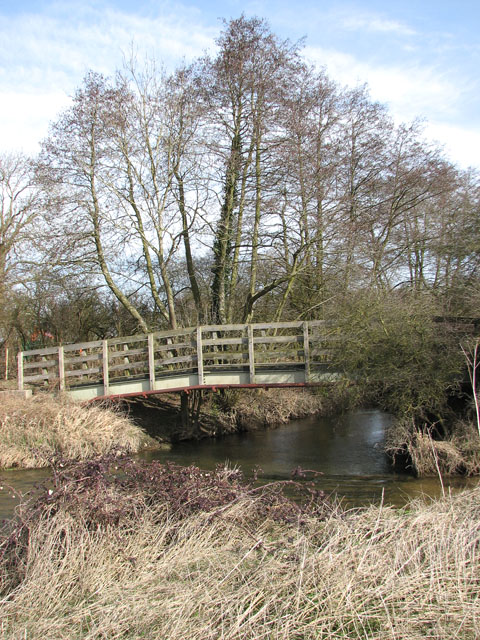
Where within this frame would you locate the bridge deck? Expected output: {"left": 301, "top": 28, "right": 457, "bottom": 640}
{"left": 17, "top": 321, "right": 337, "bottom": 400}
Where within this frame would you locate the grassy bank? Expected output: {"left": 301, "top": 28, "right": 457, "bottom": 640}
{"left": 386, "top": 417, "right": 480, "bottom": 477}
{"left": 1, "top": 456, "right": 479, "bottom": 639}
{"left": 0, "top": 394, "right": 147, "bottom": 469}
{"left": 208, "top": 388, "right": 330, "bottom": 432}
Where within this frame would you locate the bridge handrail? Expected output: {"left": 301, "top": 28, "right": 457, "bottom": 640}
{"left": 17, "top": 320, "right": 331, "bottom": 394}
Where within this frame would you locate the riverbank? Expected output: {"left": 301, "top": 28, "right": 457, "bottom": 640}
{"left": 0, "top": 394, "right": 149, "bottom": 468}
{"left": 0, "top": 388, "right": 336, "bottom": 470}
{"left": 386, "top": 415, "right": 480, "bottom": 477}
{"left": 123, "top": 386, "right": 345, "bottom": 442}
{"left": 3, "top": 387, "right": 479, "bottom": 478}
{"left": 1, "top": 456, "right": 479, "bottom": 639}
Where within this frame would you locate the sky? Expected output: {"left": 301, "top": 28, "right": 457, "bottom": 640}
{"left": 0, "top": 0, "right": 479, "bottom": 169}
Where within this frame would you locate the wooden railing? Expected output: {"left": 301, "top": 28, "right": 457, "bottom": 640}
{"left": 17, "top": 321, "right": 334, "bottom": 399}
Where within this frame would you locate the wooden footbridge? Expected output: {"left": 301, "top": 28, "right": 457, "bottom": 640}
{"left": 17, "top": 321, "right": 337, "bottom": 401}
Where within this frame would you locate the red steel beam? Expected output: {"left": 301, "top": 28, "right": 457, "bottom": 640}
{"left": 86, "top": 382, "right": 324, "bottom": 403}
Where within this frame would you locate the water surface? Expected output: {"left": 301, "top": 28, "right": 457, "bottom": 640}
{"left": 141, "top": 409, "right": 477, "bottom": 506}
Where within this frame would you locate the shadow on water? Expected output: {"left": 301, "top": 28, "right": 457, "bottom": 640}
{"left": 1, "top": 410, "right": 477, "bottom": 519}
{"left": 0, "top": 467, "right": 51, "bottom": 521}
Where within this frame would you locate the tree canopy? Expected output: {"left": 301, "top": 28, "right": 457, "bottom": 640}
{"left": 2, "top": 16, "right": 479, "bottom": 347}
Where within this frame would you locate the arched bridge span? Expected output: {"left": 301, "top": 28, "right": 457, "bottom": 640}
{"left": 17, "top": 321, "right": 337, "bottom": 401}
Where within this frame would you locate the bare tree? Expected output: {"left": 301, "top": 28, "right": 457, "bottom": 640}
{"left": 0, "top": 153, "right": 41, "bottom": 296}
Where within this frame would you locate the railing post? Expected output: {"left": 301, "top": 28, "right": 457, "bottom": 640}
{"left": 102, "top": 339, "right": 110, "bottom": 396}
{"left": 303, "top": 322, "right": 310, "bottom": 383}
{"left": 196, "top": 326, "right": 204, "bottom": 385}
{"left": 123, "top": 342, "right": 130, "bottom": 377}
{"left": 17, "top": 351, "right": 24, "bottom": 390}
{"left": 41, "top": 356, "right": 48, "bottom": 387}
{"left": 148, "top": 333, "right": 156, "bottom": 391}
{"left": 248, "top": 324, "right": 255, "bottom": 383}
{"left": 58, "top": 346, "right": 65, "bottom": 392}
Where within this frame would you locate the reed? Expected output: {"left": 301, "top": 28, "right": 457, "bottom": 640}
{"left": 387, "top": 416, "right": 480, "bottom": 476}
{"left": 0, "top": 394, "right": 145, "bottom": 468}
{"left": 1, "top": 457, "right": 479, "bottom": 639}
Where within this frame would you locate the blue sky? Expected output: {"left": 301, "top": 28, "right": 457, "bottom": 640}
{"left": 1, "top": 0, "right": 479, "bottom": 168}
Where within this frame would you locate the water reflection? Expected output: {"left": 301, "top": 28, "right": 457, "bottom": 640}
{"left": 143, "top": 409, "right": 392, "bottom": 477}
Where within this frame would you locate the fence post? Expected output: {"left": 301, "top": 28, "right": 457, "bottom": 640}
{"left": 58, "top": 346, "right": 65, "bottom": 392}
{"left": 17, "top": 351, "right": 24, "bottom": 390}
{"left": 248, "top": 324, "right": 255, "bottom": 383}
{"left": 303, "top": 322, "right": 310, "bottom": 383}
{"left": 148, "top": 333, "right": 156, "bottom": 391}
{"left": 102, "top": 340, "right": 110, "bottom": 396}
{"left": 196, "top": 326, "right": 204, "bottom": 385}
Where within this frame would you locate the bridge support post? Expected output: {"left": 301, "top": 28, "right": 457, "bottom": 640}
{"left": 102, "top": 340, "right": 110, "bottom": 396}
{"left": 180, "top": 389, "right": 204, "bottom": 437}
{"left": 247, "top": 324, "right": 255, "bottom": 383}
{"left": 17, "top": 352, "right": 24, "bottom": 391}
{"left": 58, "top": 346, "right": 65, "bottom": 392}
{"left": 180, "top": 390, "right": 189, "bottom": 431}
{"left": 148, "top": 334, "right": 156, "bottom": 391}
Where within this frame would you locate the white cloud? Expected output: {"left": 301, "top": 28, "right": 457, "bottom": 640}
{"left": 0, "top": 3, "right": 218, "bottom": 153}
{"left": 338, "top": 12, "right": 416, "bottom": 36}
{"left": 0, "top": 91, "right": 72, "bottom": 154}
{"left": 424, "top": 122, "right": 480, "bottom": 170}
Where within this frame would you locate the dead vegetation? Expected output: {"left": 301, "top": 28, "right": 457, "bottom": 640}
{"left": 0, "top": 394, "right": 146, "bottom": 469}
{"left": 0, "top": 456, "right": 479, "bottom": 639}
{"left": 387, "top": 417, "right": 480, "bottom": 476}
{"left": 211, "top": 388, "right": 326, "bottom": 432}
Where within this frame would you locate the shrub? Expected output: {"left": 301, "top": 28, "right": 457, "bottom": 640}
{"left": 326, "top": 291, "right": 464, "bottom": 418}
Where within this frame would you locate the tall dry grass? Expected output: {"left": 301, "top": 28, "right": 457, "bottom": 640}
{"left": 1, "top": 464, "right": 479, "bottom": 639}
{"left": 387, "top": 417, "right": 480, "bottom": 476}
{"left": 0, "top": 394, "right": 145, "bottom": 468}
{"left": 213, "top": 388, "right": 325, "bottom": 432}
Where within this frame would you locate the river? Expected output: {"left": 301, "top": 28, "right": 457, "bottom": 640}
{"left": 0, "top": 409, "right": 476, "bottom": 520}
{"left": 142, "top": 408, "right": 475, "bottom": 506}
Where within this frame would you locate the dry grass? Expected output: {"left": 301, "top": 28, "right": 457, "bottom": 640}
{"left": 387, "top": 417, "right": 480, "bottom": 476}
{"left": 1, "top": 468, "right": 479, "bottom": 639}
{"left": 214, "top": 388, "right": 325, "bottom": 432}
{"left": 0, "top": 394, "right": 146, "bottom": 468}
